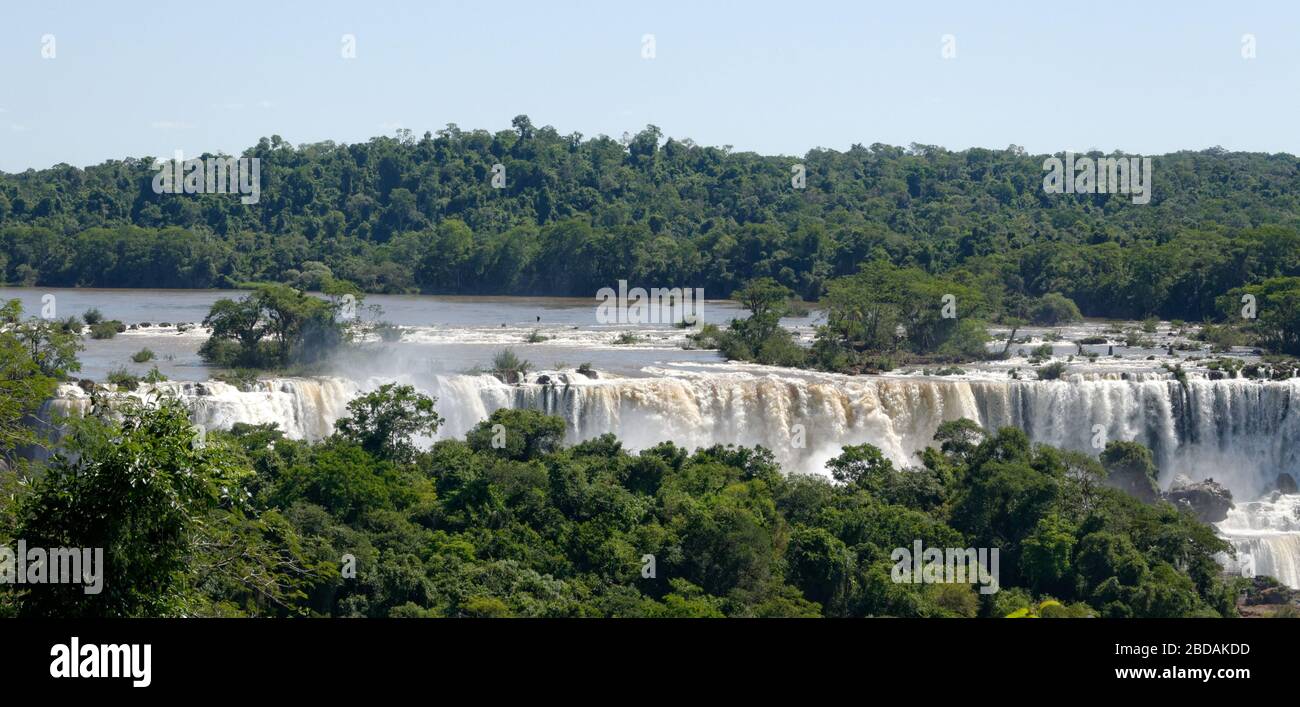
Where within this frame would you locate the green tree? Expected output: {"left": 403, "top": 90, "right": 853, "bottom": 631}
{"left": 15, "top": 398, "right": 243, "bottom": 617}
{"left": 1099, "top": 440, "right": 1160, "bottom": 503}
{"left": 334, "top": 383, "right": 443, "bottom": 463}
{"left": 0, "top": 300, "right": 74, "bottom": 473}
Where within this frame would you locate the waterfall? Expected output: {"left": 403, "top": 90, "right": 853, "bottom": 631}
{"left": 46, "top": 378, "right": 361, "bottom": 441}
{"left": 46, "top": 368, "right": 1300, "bottom": 587}
{"left": 50, "top": 370, "right": 1300, "bottom": 496}
{"left": 1217, "top": 494, "right": 1300, "bottom": 589}
{"left": 429, "top": 370, "right": 1300, "bottom": 500}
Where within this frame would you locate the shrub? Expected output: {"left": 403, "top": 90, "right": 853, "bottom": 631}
{"left": 82, "top": 308, "right": 103, "bottom": 325}
{"left": 59, "top": 316, "right": 84, "bottom": 335}
{"left": 1037, "top": 361, "right": 1068, "bottom": 380}
{"left": 1030, "top": 293, "right": 1083, "bottom": 326}
{"left": 212, "top": 369, "right": 259, "bottom": 391}
{"left": 1198, "top": 323, "right": 1250, "bottom": 351}
{"left": 142, "top": 366, "right": 168, "bottom": 383}
{"left": 685, "top": 323, "right": 725, "bottom": 350}
{"left": 1123, "top": 330, "right": 1154, "bottom": 348}
{"left": 755, "top": 329, "right": 808, "bottom": 367}
{"left": 89, "top": 322, "right": 119, "bottom": 340}
{"left": 490, "top": 348, "right": 532, "bottom": 384}
{"left": 106, "top": 366, "right": 139, "bottom": 390}
{"left": 936, "top": 319, "right": 991, "bottom": 360}
{"left": 1028, "top": 343, "right": 1054, "bottom": 363}
{"left": 131, "top": 348, "right": 156, "bottom": 363}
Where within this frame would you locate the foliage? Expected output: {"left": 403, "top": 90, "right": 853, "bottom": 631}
{"left": 200, "top": 283, "right": 353, "bottom": 368}
{"left": 334, "top": 383, "right": 443, "bottom": 464}
{"left": 488, "top": 348, "right": 532, "bottom": 383}
{"left": 2, "top": 300, "right": 83, "bottom": 380}
{"left": 1037, "top": 361, "right": 1068, "bottom": 380}
{"left": 0, "top": 299, "right": 70, "bottom": 472}
{"left": 89, "top": 321, "right": 120, "bottom": 339}
{"left": 2, "top": 126, "right": 1297, "bottom": 341}
{"left": 1225, "top": 277, "right": 1300, "bottom": 355}
{"left": 1030, "top": 293, "right": 1083, "bottom": 326}
{"left": 106, "top": 366, "right": 139, "bottom": 390}
{"left": 12, "top": 397, "right": 287, "bottom": 617}
{"left": 809, "top": 261, "right": 991, "bottom": 371}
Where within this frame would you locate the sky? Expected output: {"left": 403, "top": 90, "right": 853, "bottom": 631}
{"left": 1, "top": 0, "right": 1298, "bottom": 172}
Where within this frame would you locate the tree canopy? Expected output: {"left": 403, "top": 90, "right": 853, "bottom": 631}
{"left": 1, "top": 123, "right": 1297, "bottom": 327}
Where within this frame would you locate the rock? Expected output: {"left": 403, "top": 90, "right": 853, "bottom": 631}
{"left": 1277, "top": 473, "right": 1298, "bottom": 495}
{"left": 1243, "top": 575, "right": 1300, "bottom": 607}
{"left": 77, "top": 378, "right": 96, "bottom": 393}
{"left": 536, "top": 374, "right": 552, "bottom": 386}
{"left": 1164, "top": 475, "right": 1234, "bottom": 523}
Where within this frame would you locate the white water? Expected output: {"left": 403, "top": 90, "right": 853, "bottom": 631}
{"left": 48, "top": 378, "right": 360, "bottom": 441}
{"left": 47, "top": 365, "right": 1300, "bottom": 587}
{"left": 50, "top": 367, "right": 1300, "bottom": 493}
{"left": 1217, "top": 494, "right": 1300, "bottom": 589}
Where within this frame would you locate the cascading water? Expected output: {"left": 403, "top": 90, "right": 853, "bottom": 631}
{"left": 47, "top": 367, "right": 1300, "bottom": 586}
{"left": 46, "top": 378, "right": 361, "bottom": 441}
{"left": 1217, "top": 494, "right": 1300, "bottom": 589}
{"left": 52, "top": 368, "right": 1299, "bottom": 491}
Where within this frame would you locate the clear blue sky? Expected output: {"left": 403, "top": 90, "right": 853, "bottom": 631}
{"left": 1, "top": 0, "right": 1297, "bottom": 171}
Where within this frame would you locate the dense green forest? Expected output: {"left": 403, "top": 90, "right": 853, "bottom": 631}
{"left": 2, "top": 117, "right": 1299, "bottom": 324}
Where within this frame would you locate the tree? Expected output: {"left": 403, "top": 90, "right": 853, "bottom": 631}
{"left": 466, "top": 408, "right": 565, "bottom": 462}
{"left": 1100, "top": 440, "right": 1160, "bottom": 503}
{"left": 785, "top": 527, "right": 852, "bottom": 612}
{"left": 200, "top": 284, "right": 353, "bottom": 367}
{"left": 15, "top": 398, "right": 242, "bottom": 617}
{"left": 999, "top": 316, "right": 1026, "bottom": 358}
{"left": 826, "top": 443, "right": 894, "bottom": 490}
{"left": 334, "top": 383, "right": 442, "bottom": 463}
{"left": 3, "top": 300, "right": 82, "bottom": 380}
{"left": 0, "top": 300, "right": 73, "bottom": 472}
{"left": 1030, "top": 292, "right": 1083, "bottom": 326}
{"left": 1020, "top": 513, "right": 1077, "bottom": 594}
{"left": 815, "top": 260, "right": 991, "bottom": 364}
{"left": 731, "top": 277, "right": 792, "bottom": 342}
{"left": 932, "top": 418, "right": 985, "bottom": 461}
{"left": 1227, "top": 277, "right": 1300, "bottom": 355}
